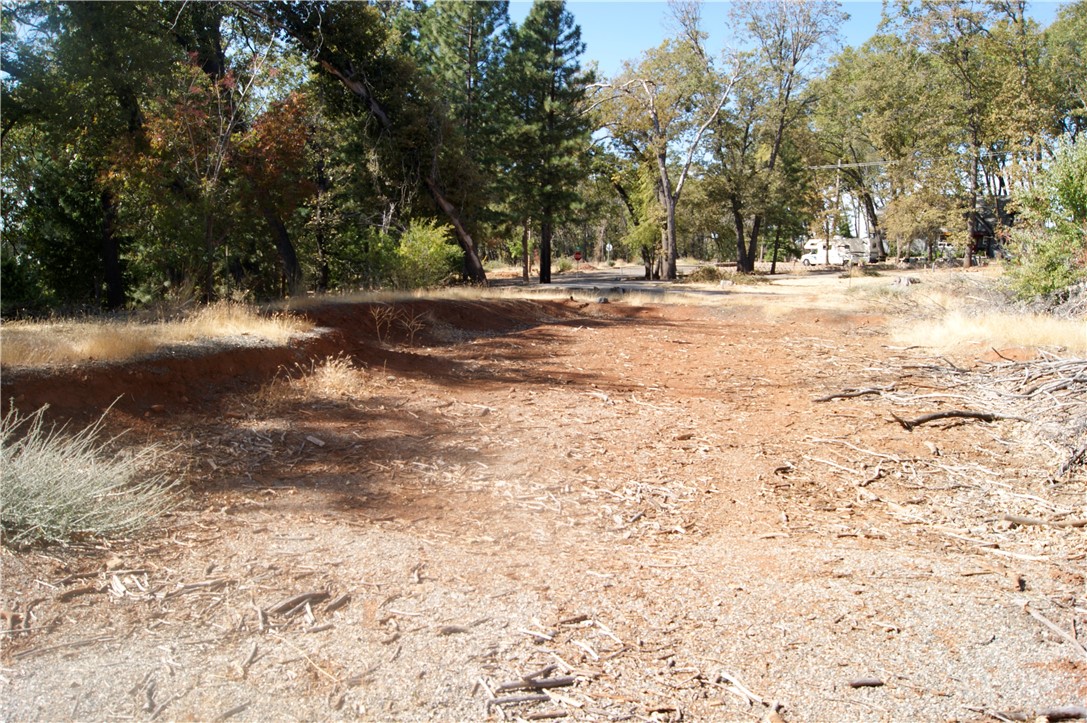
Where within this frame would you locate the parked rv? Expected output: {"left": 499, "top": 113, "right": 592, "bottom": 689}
{"left": 801, "top": 248, "right": 848, "bottom": 266}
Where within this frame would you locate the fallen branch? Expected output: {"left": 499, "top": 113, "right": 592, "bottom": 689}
{"left": 891, "top": 410, "right": 1026, "bottom": 431}
{"left": 267, "top": 591, "right": 329, "bottom": 616}
{"left": 814, "top": 386, "right": 893, "bottom": 403}
{"left": 162, "top": 578, "right": 230, "bottom": 600}
{"left": 1002, "top": 514, "right": 1087, "bottom": 529}
{"left": 214, "top": 701, "right": 251, "bottom": 721}
{"left": 488, "top": 694, "right": 551, "bottom": 707}
{"left": 992, "top": 706, "right": 1087, "bottom": 721}
{"left": 497, "top": 676, "right": 578, "bottom": 693}
{"left": 1024, "top": 606, "right": 1087, "bottom": 660}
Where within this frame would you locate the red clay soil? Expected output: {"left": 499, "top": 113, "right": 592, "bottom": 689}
{"left": 1, "top": 292, "right": 1084, "bottom": 722}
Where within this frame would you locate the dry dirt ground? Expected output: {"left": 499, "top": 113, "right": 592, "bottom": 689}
{"left": 2, "top": 271, "right": 1085, "bottom": 722}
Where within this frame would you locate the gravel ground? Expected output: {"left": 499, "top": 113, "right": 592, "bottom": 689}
{"left": 2, "top": 273, "right": 1084, "bottom": 722}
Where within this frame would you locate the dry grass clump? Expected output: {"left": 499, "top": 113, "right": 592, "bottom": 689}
{"left": 1, "top": 406, "right": 177, "bottom": 547}
{"left": 0, "top": 302, "right": 312, "bottom": 367}
{"left": 255, "top": 355, "right": 373, "bottom": 409}
{"left": 682, "top": 266, "right": 727, "bottom": 283}
{"left": 895, "top": 310, "right": 1087, "bottom": 355}
{"left": 866, "top": 269, "right": 1086, "bottom": 355}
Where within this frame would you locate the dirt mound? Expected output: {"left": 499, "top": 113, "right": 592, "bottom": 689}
{"left": 0, "top": 299, "right": 603, "bottom": 425}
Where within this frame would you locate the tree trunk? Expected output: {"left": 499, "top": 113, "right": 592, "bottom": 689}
{"left": 770, "top": 225, "right": 781, "bottom": 275}
{"left": 202, "top": 211, "right": 216, "bottom": 303}
{"left": 539, "top": 217, "right": 552, "bottom": 284}
{"left": 100, "top": 190, "right": 126, "bottom": 310}
{"left": 964, "top": 141, "right": 980, "bottom": 268}
{"left": 655, "top": 155, "right": 678, "bottom": 281}
{"left": 424, "top": 176, "right": 487, "bottom": 283}
{"left": 664, "top": 199, "right": 678, "bottom": 280}
{"left": 260, "top": 201, "right": 303, "bottom": 295}
{"left": 313, "top": 157, "right": 331, "bottom": 293}
{"left": 731, "top": 202, "right": 747, "bottom": 273}
{"left": 522, "top": 220, "right": 530, "bottom": 283}
{"left": 747, "top": 214, "right": 764, "bottom": 272}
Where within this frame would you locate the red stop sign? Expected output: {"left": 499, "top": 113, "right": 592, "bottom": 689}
{"left": 574, "top": 251, "right": 582, "bottom": 261}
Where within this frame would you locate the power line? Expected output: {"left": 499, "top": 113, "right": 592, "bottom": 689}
{"left": 807, "top": 148, "right": 1023, "bottom": 171}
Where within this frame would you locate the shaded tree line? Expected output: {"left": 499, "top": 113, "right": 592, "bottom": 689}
{"left": 2, "top": 0, "right": 1084, "bottom": 311}
{"left": 1, "top": 0, "right": 593, "bottom": 310}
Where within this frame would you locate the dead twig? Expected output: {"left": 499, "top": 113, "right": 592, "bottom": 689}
{"left": 270, "top": 633, "right": 340, "bottom": 682}
{"left": 162, "top": 578, "right": 230, "bottom": 600}
{"left": 715, "top": 669, "right": 766, "bottom": 706}
{"left": 814, "top": 386, "right": 894, "bottom": 402}
{"left": 267, "top": 591, "right": 330, "bottom": 616}
{"left": 325, "top": 593, "right": 351, "bottom": 613}
{"left": 214, "top": 701, "right": 251, "bottom": 721}
{"left": 497, "top": 676, "right": 579, "bottom": 693}
{"left": 1024, "top": 605, "right": 1087, "bottom": 660}
{"left": 13, "top": 635, "right": 116, "bottom": 660}
{"left": 237, "top": 641, "right": 260, "bottom": 677}
{"left": 489, "top": 694, "right": 552, "bottom": 707}
{"left": 892, "top": 410, "right": 1026, "bottom": 431}
{"left": 991, "top": 706, "right": 1087, "bottom": 721}
{"left": 57, "top": 585, "right": 100, "bottom": 602}
{"left": 1002, "top": 514, "right": 1087, "bottom": 529}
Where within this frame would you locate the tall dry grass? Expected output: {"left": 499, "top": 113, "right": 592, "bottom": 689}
{"left": 253, "top": 354, "right": 376, "bottom": 412}
{"left": 895, "top": 309, "right": 1087, "bottom": 355}
{"left": 875, "top": 269, "right": 1087, "bottom": 355}
{"left": 0, "top": 302, "right": 312, "bottom": 367}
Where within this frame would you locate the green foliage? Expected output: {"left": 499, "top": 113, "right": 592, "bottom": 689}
{"left": 503, "top": 0, "right": 595, "bottom": 282}
{"left": 1008, "top": 139, "right": 1087, "bottom": 301}
{"left": 1, "top": 406, "right": 177, "bottom": 547}
{"left": 2, "top": 0, "right": 1084, "bottom": 307}
{"left": 623, "top": 222, "right": 662, "bottom": 262}
{"left": 3, "top": 149, "right": 108, "bottom": 307}
{"left": 707, "top": 0, "right": 845, "bottom": 273}
{"left": 392, "top": 220, "right": 463, "bottom": 289}
{"left": 1043, "top": 1, "right": 1087, "bottom": 139}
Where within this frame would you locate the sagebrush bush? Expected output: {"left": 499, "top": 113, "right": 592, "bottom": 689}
{"left": 1, "top": 406, "right": 177, "bottom": 547}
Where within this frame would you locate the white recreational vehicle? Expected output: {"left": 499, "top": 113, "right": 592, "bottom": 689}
{"left": 800, "top": 237, "right": 867, "bottom": 266}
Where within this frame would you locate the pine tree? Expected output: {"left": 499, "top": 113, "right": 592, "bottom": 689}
{"left": 417, "top": 1, "right": 510, "bottom": 245}
{"left": 504, "top": 0, "right": 594, "bottom": 283}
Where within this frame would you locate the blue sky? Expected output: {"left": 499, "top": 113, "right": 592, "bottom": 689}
{"left": 509, "top": 1, "right": 1072, "bottom": 79}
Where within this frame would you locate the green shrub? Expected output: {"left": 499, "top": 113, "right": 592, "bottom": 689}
{"left": 392, "top": 219, "right": 462, "bottom": 289}
{"left": 1008, "top": 138, "right": 1087, "bottom": 302}
{"left": 554, "top": 257, "right": 574, "bottom": 274}
{"left": 1, "top": 406, "right": 178, "bottom": 547}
